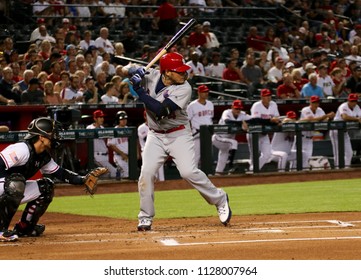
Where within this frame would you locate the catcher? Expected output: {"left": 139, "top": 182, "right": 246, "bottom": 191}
{"left": 0, "top": 117, "right": 107, "bottom": 242}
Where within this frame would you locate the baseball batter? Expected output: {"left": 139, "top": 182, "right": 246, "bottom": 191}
{"left": 86, "top": 110, "right": 117, "bottom": 178}
{"left": 186, "top": 84, "right": 214, "bottom": 167}
{"left": 0, "top": 118, "right": 90, "bottom": 242}
{"left": 129, "top": 52, "right": 231, "bottom": 231}
{"left": 108, "top": 111, "right": 129, "bottom": 179}
{"left": 329, "top": 93, "right": 361, "bottom": 168}
{"left": 247, "top": 89, "right": 280, "bottom": 172}
{"left": 212, "top": 99, "right": 251, "bottom": 174}
{"left": 298, "top": 95, "right": 335, "bottom": 169}
{"left": 138, "top": 112, "right": 165, "bottom": 181}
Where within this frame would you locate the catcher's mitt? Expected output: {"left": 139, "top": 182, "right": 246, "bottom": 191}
{"left": 83, "top": 167, "right": 108, "bottom": 196}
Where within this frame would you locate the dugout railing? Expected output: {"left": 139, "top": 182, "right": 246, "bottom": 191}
{"left": 199, "top": 121, "right": 361, "bottom": 175}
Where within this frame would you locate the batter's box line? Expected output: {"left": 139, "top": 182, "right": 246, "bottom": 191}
{"left": 159, "top": 236, "right": 361, "bottom": 247}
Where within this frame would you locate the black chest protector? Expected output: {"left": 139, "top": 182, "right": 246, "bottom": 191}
{"left": 4, "top": 141, "right": 52, "bottom": 179}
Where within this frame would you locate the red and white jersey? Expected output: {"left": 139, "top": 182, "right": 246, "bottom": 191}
{"left": 334, "top": 102, "right": 361, "bottom": 120}
{"left": 86, "top": 124, "right": 108, "bottom": 154}
{"left": 271, "top": 132, "right": 294, "bottom": 153}
{"left": 300, "top": 106, "right": 326, "bottom": 137}
{"left": 107, "top": 125, "right": 129, "bottom": 154}
{"left": 187, "top": 99, "right": 214, "bottom": 137}
{"left": 0, "top": 142, "right": 59, "bottom": 177}
{"left": 137, "top": 122, "right": 149, "bottom": 152}
{"left": 217, "top": 109, "right": 251, "bottom": 139}
{"left": 250, "top": 100, "right": 280, "bottom": 119}
{"left": 143, "top": 68, "right": 192, "bottom": 131}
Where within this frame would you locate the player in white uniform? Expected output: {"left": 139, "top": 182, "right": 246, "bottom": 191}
{"left": 329, "top": 93, "right": 361, "bottom": 168}
{"left": 138, "top": 111, "right": 165, "bottom": 181}
{"left": 86, "top": 110, "right": 117, "bottom": 178}
{"left": 270, "top": 111, "right": 298, "bottom": 171}
{"left": 108, "top": 111, "right": 129, "bottom": 179}
{"left": 298, "top": 95, "right": 335, "bottom": 169}
{"left": 129, "top": 52, "right": 231, "bottom": 231}
{"left": 247, "top": 89, "right": 280, "bottom": 172}
{"left": 186, "top": 84, "right": 214, "bottom": 167}
{"left": 212, "top": 99, "right": 251, "bottom": 174}
{"left": 0, "top": 118, "right": 91, "bottom": 242}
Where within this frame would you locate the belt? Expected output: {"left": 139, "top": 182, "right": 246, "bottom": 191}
{"left": 302, "top": 135, "right": 313, "bottom": 139}
{"left": 152, "top": 125, "right": 185, "bottom": 134}
{"left": 96, "top": 152, "right": 108, "bottom": 156}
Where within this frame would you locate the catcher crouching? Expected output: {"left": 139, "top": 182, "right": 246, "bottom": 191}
{"left": 0, "top": 117, "right": 108, "bottom": 242}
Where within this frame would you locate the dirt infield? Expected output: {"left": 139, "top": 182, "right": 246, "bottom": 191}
{"left": 1, "top": 169, "right": 361, "bottom": 260}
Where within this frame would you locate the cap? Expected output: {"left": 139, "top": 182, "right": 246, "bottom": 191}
{"left": 69, "top": 25, "right": 77, "bottom": 31}
{"left": 29, "top": 78, "right": 40, "bottom": 85}
{"left": 310, "top": 95, "right": 320, "bottom": 103}
{"left": 261, "top": 88, "right": 272, "bottom": 97}
{"left": 87, "top": 45, "right": 98, "bottom": 52}
{"left": 286, "top": 111, "right": 297, "bottom": 119}
{"left": 198, "top": 84, "right": 209, "bottom": 93}
{"left": 66, "top": 44, "right": 75, "bottom": 51}
{"left": 203, "top": 21, "right": 211, "bottom": 26}
{"left": 285, "top": 62, "right": 295, "bottom": 69}
{"left": 276, "top": 57, "right": 284, "bottom": 63}
{"left": 305, "top": 63, "right": 316, "bottom": 70}
{"left": 37, "top": 18, "right": 45, "bottom": 24}
{"left": 288, "top": 47, "right": 294, "bottom": 53}
{"left": 232, "top": 99, "right": 243, "bottom": 109}
{"left": 62, "top": 18, "right": 70, "bottom": 23}
{"left": 93, "top": 110, "right": 105, "bottom": 118}
{"left": 348, "top": 93, "right": 359, "bottom": 101}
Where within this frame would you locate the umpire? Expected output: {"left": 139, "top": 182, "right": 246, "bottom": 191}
{"left": 0, "top": 117, "right": 88, "bottom": 242}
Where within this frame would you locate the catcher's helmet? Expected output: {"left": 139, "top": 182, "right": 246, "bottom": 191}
{"left": 24, "top": 117, "right": 59, "bottom": 140}
{"left": 116, "top": 110, "right": 128, "bottom": 121}
{"left": 159, "top": 52, "right": 190, "bottom": 73}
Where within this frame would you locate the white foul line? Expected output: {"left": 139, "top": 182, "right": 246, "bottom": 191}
{"left": 160, "top": 236, "right": 361, "bottom": 246}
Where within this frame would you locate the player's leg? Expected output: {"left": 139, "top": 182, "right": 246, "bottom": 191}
{"left": 0, "top": 174, "right": 26, "bottom": 241}
{"left": 259, "top": 135, "right": 272, "bottom": 169}
{"left": 302, "top": 139, "right": 313, "bottom": 169}
{"left": 212, "top": 135, "right": 235, "bottom": 173}
{"left": 137, "top": 132, "right": 168, "bottom": 230}
{"left": 95, "top": 155, "right": 117, "bottom": 178}
{"left": 193, "top": 137, "right": 201, "bottom": 167}
{"left": 270, "top": 150, "right": 288, "bottom": 171}
{"left": 329, "top": 130, "right": 339, "bottom": 168}
{"left": 13, "top": 178, "right": 54, "bottom": 237}
{"left": 344, "top": 133, "right": 353, "bottom": 167}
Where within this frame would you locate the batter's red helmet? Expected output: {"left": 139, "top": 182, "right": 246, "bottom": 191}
{"left": 159, "top": 52, "right": 190, "bottom": 73}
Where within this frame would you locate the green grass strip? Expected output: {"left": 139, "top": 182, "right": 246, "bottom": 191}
{"left": 43, "top": 178, "right": 361, "bottom": 220}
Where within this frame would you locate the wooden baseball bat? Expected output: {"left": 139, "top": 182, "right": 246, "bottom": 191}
{"left": 144, "top": 18, "right": 197, "bottom": 71}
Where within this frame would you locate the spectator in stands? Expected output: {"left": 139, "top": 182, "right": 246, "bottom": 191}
{"left": 75, "top": 54, "right": 86, "bottom": 70}
{"left": 261, "top": 27, "right": 276, "bottom": 50}
{"left": 117, "top": 80, "right": 132, "bottom": 105}
{"left": 2, "top": 37, "right": 14, "bottom": 59}
{"left": 77, "top": 0, "right": 92, "bottom": 25}
{"left": 42, "top": 52, "right": 62, "bottom": 74}
{"left": 267, "top": 56, "right": 284, "bottom": 87}
{"left": 206, "top": 51, "right": 225, "bottom": 78}
{"left": 299, "top": 95, "right": 335, "bottom": 170}
{"left": 247, "top": 89, "right": 280, "bottom": 172}
{"left": 349, "top": 24, "right": 361, "bottom": 45}
{"left": 246, "top": 26, "right": 265, "bottom": 52}
{"left": 186, "top": 51, "right": 205, "bottom": 79}
{"left": 301, "top": 73, "right": 324, "bottom": 98}
{"left": 345, "top": 45, "right": 361, "bottom": 66}
{"left": 188, "top": 24, "right": 207, "bottom": 50}
{"left": 86, "top": 109, "right": 117, "bottom": 178}
{"left": 223, "top": 58, "right": 244, "bottom": 83}
{"left": 277, "top": 72, "right": 300, "bottom": 99}
{"left": 284, "top": 61, "right": 295, "bottom": 73}
{"left": 317, "top": 64, "right": 335, "bottom": 98}
{"left": 44, "top": 80, "right": 63, "bottom": 104}
{"left": 241, "top": 54, "right": 264, "bottom": 96}
{"left": 21, "top": 78, "right": 45, "bottom": 104}
{"left": 330, "top": 67, "right": 348, "bottom": 98}
{"left": 32, "top": 0, "right": 53, "bottom": 17}
{"left": 30, "top": 18, "right": 46, "bottom": 43}
{"left": 67, "top": 59, "right": 77, "bottom": 75}
{"left": 267, "top": 37, "right": 289, "bottom": 63}
{"left": 330, "top": 93, "right": 361, "bottom": 169}
{"left": 302, "top": 62, "right": 316, "bottom": 79}
{"left": 79, "top": 30, "right": 96, "bottom": 51}
{"left": 0, "top": 66, "right": 20, "bottom": 104}
{"left": 212, "top": 99, "right": 250, "bottom": 175}
{"left": 94, "top": 27, "right": 114, "bottom": 55}
{"left": 121, "top": 28, "right": 139, "bottom": 58}
{"left": 345, "top": 65, "right": 361, "bottom": 93}
{"left": 10, "top": 62, "right": 22, "bottom": 83}
{"left": 61, "top": 74, "right": 84, "bottom": 103}
{"left": 154, "top": 0, "right": 178, "bottom": 35}
{"left": 38, "top": 40, "right": 52, "bottom": 60}
{"left": 31, "top": 25, "right": 56, "bottom": 45}
{"left": 37, "top": 71, "right": 48, "bottom": 91}
{"left": 16, "top": 69, "right": 34, "bottom": 93}
{"left": 202, "top": 21, "right": 220, "bottom": 50}
{"left": 95, "top": 71, "right": 107, "bottom": 96}
{"left": 101, "top": 82, "right": 120, "bottom": 104}
{"left": 83, "top": 76, "right": 100, "bottom": 104}
{"left": 114, "top": 42, "right": 125, "bottom": 58}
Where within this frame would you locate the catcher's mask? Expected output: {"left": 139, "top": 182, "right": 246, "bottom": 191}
{"left": 24, "top": 117, "right": 62, "bottom": 148}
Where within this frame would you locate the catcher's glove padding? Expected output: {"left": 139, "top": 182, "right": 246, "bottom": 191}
{"left": 83, "top": 167, "right": 109, "bottom": 196}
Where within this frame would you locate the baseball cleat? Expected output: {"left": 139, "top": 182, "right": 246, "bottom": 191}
{"left": 217, "top": 194, "right": 232, "bottom": 226}
{"left": 14, "top": 223, "right": 45, "bottom": 237}
{"left": 0, "top": 230, "right": 19, "bottom": 242}
{"left": 137, "top": 219, "right": 152, "bottom": 231}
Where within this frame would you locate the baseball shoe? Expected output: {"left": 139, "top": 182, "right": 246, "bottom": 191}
{"left": 13, "top": 223, "right": 45, "bottom": 237}
{"left": 217, "top": 194, "right": 232, "bottom": 226}
{"left": 137, "top": 219, "right": 152, "bottom": 231}
{"left": 0, "top": 230, "right": 18, "bottom": 242}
